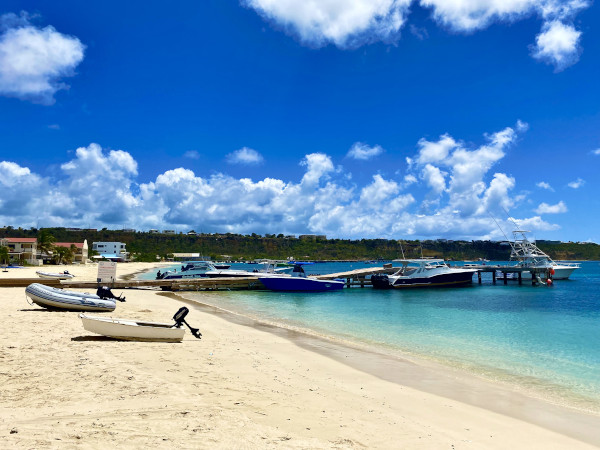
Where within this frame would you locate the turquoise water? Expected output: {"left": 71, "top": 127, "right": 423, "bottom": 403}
{"left": 143, "top": 261, "right": 600, "bottom": 411}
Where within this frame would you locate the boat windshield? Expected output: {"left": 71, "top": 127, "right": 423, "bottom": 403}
{"left": 391, "top": 259, "right": 448, "bottom": 275}
{"left": 291, "top": 264, "right": 307, "bottom": 278}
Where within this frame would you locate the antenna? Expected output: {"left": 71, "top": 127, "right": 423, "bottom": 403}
{"left": 501, "top": 206, "right": 521, "bottom": 231}
{"left": 488, "top": 211, "right": 510, "bottom": 242}
{"left": 399, "top": 240, "right": 405, "bottom": 259}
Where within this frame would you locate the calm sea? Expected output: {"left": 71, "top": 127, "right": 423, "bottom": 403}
{"left": 141, "top": 261, "right": 600, "bottom": 412}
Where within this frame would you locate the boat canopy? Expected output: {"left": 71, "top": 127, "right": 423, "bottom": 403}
{"left": 392, "top": 258, "right": 446, "bottom": 266}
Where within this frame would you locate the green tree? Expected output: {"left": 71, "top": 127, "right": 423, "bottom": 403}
{"left": 53, "top": 246, "right": 74, "bottom": 264}
{"left": 0, "top": 246, "right": 9, "bottom": 264}
{"left": 37, "top": 229, "right": 56, "bottom": 259}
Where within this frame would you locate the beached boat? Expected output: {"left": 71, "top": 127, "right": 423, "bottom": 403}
{"left": 36, "top": 270, "right": 75, "bottom": 280}
{"left": 79, "top": 306, "right": 202, "bottom": 342}
{"left": 25, "top": 283, "right": 117, "bottom": 311}
{"left": 258, "top": 264, "right": 344, "bottom": 291}
{"left": 80, "top": 315, "right": 185, "bottom": 341}
{"left": 371, "top": 259, "right": 476, "bottom": 289}
{"left": 508, "top": 231, "right": 580, "bottom": 280}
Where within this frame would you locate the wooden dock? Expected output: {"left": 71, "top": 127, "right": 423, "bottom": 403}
{"left": 1, "top": 265, "right": 547, "bottom": 290}
{"left": 464, "top": 265, "right": 553, "bottom": 285}
{"left": 1, "top": 266, "right": 398, "bottom": 291}
{"left": 316, "top": 266, "right": 397, "bottom": 287}
{"left": 0, "top": 278, "right": 63, "bottom": 288}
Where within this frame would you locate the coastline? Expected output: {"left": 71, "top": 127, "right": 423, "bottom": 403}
{"left": 1, "top": 262, "right": 598, "bottom": 448}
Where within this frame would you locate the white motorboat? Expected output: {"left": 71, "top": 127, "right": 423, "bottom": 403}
{"left": 156, "top": 260, "right": 291, "bottom": 280}
{"left": 25, "top": 283, "right": 117, "bottom": 312}
{"left": 371, "top": 259, "right": 476, "bottom": 289}
{"left": 36, "top": 270, "right": 75, "bottom": 280}
{"left": 156, "top": 261, "right": 255, "bottom": 280}
{"left": 79, "top": 306, "right": 202, "bottom": 342}
{"left": 508, "top": 231, "right": 580, "bottom": 280}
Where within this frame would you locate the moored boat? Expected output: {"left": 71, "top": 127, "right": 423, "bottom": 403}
{"left": 507, "top": 231, "right": 580, "bottom": 280}
{"left": 25, "top": 283, "right": 117, "bottom": 312}
{"left": 258, "top": 264, "right": 344, "bottom": 291}
{"left": 156, "top": 261, "right": 256, "bottom": 280}
{"left": 371, "top": 259, "right": 476, "bottom": 289}
{"left": 157, "top": 260, "right": 292, "bottom": 280}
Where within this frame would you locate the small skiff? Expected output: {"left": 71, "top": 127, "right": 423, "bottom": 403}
{"left": 36, "top": 270, "right": 75, "bottom": 280}
{"left": 25, "top": 283, "right": 116, "bottom": 312}
{"left": 80, "top": 314, "right": 186, "bottom": 342}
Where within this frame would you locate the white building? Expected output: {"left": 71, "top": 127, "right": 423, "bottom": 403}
{"left": 92, "top": 241, "right": 129, "bottom": 262}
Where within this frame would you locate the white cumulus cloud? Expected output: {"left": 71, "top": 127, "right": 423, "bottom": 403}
{"left": 0, "top": 124, "right": 564, "bottom": 239}
{"left": 226, "top": 147, "right": 264, "bottom": 165}
{"left": 244, "top": 1, "right": 590, "bottom": 69}
{"left": 535, "top": 201, "right": 567, "bottom": 214}
{"left": 592, "top": 148, "right": 600, "bottom": 155}
{"left": 0, "top": 12, "right": 85, "bottom": 104}
{"left": 243, "top": 0, "right": 411, "bottom": 47}
{"left": 347, "top": 142, "right": 384, "bottom": 160}
{"left": 532, "top": 20, "right": 581, "bottom": 71}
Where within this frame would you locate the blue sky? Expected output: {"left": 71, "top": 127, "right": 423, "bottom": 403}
{"left": 1, "top": 0, "right": 599, "bottom": 241}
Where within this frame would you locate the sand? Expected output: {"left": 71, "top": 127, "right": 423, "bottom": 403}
{"left": 1, "top": 262, "right": 598, "bottom": 448}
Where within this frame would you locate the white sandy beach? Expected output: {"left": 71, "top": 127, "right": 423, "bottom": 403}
{"left": 1, "top": 262, "right": 598, "bottom": 448}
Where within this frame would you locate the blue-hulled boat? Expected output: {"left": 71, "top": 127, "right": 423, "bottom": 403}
{"left": 258, "top": 264, "right": 344, "bottom": 292}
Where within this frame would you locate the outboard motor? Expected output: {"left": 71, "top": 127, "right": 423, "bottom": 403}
{"left": 96, "top": 286, "right": 126, "bottom": 302}
{"left": 172, "top": 307, "right": 202, "bottom": 339}
{"left": 370, "top": 274, "right": 391, "bottom": 290}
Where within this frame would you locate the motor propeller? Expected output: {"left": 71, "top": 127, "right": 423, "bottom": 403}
{"left": 172, "top": 306, "right": 202, "bottom": 339}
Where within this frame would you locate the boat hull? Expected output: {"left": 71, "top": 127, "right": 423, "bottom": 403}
{"left": 80, "top": 314, "right": 185, "bottom": 342}
{"left": 258, "top": 276, "right": 344, "bottom": 292}
{"left": 501, "top": 265, "right": 577, "bottom": 281}
{"left": 36, "top": 271, "right": 75, "bottom": 280}
{"left": 26, "top": 283, "right": 116, "bottom": 312}
{"left": 372, "top": 270, "right": 475, "bottom": 289}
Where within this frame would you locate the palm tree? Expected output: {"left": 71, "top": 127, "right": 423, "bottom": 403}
{"left": 53, "top": 246, "right": 74, "bottom": 265}
{"left": 37, "top": 229, "right": 56, "bottom": 261}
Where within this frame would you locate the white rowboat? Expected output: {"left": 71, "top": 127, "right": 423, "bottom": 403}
{"left": 80, "top": 314, "right": 186, "bottom": 342}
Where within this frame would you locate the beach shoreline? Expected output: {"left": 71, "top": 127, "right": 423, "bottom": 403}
{"left": 1, "top": 262, "right": 598, "bottom": 448}
{"left": 171, "top": 290, "right": 600, "bottom": 446}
